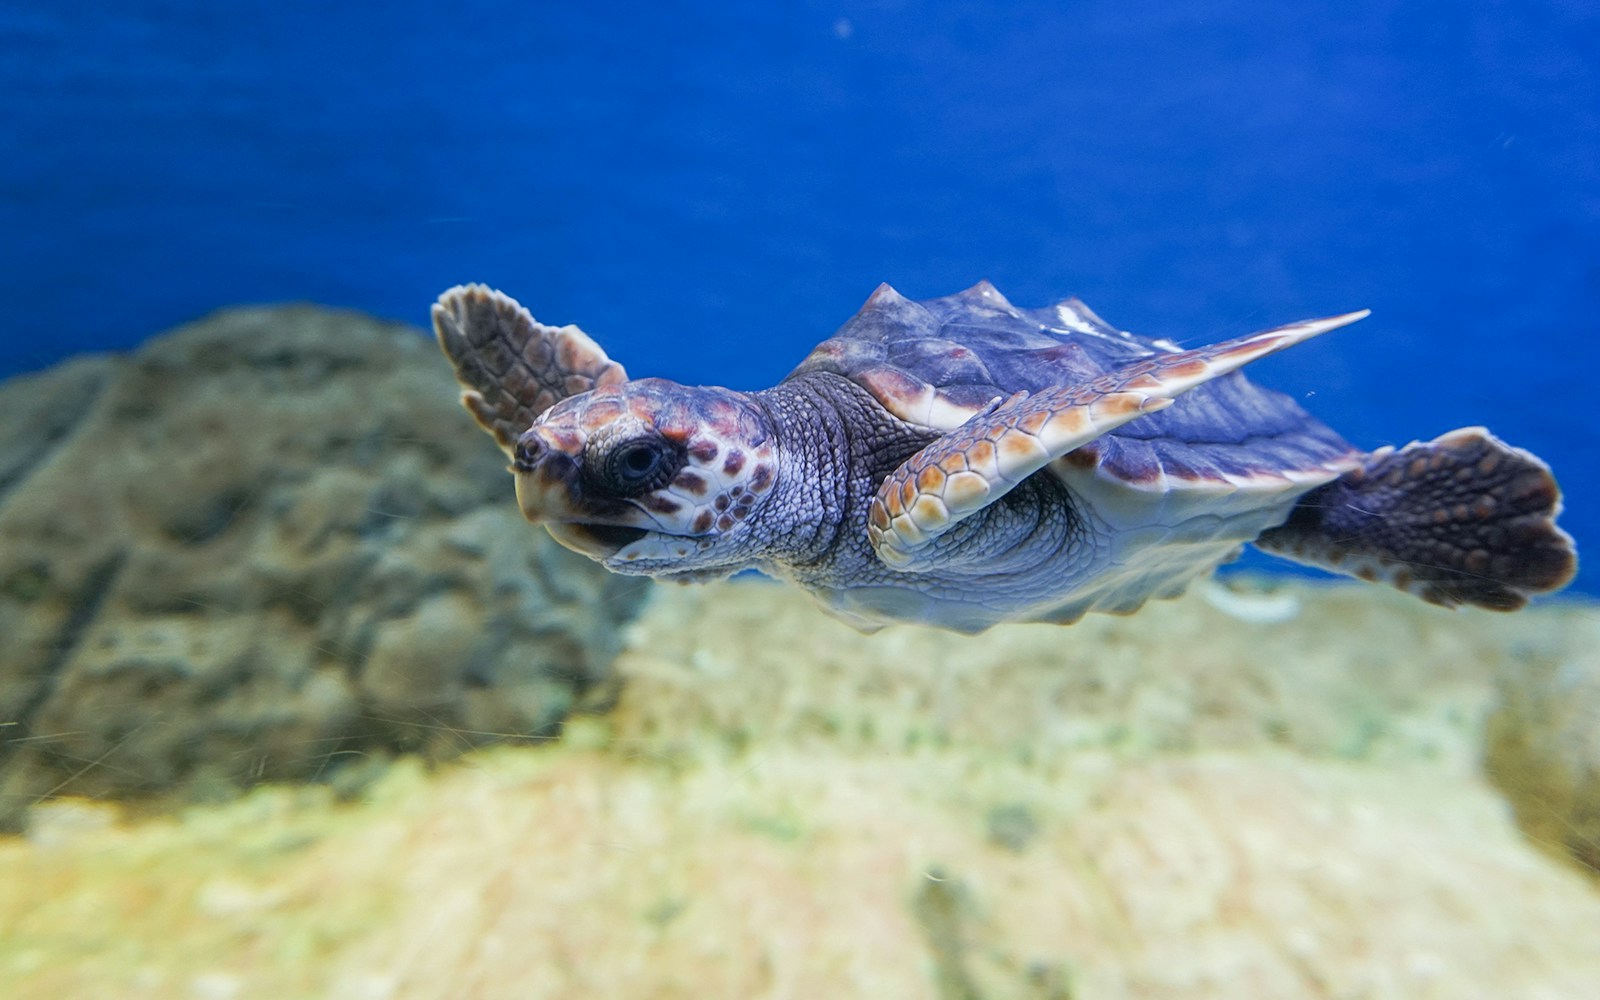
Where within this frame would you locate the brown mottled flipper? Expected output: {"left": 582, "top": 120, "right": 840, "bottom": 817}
{"left": 432, "top": 285, "right": 628, "bottom": 455}
{"left": 868, "top": 310, "right": 1371, "bottom": 567}
{"left": 1255, "top": 428, "right": 1577, "bottom": 610}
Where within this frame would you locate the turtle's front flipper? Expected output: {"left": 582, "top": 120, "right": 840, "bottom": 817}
{"left": 433, "top": 285, "right": 628, "bottom": 456}
{"left": 1255, "top": 428, "right": 1576, "bottom": 609}
{"left": 867, "top": 310, "right": 1369, "bottom": 568}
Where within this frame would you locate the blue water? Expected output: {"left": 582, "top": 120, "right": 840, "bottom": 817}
{"left": 3, "top": 1, "right": 1595, "bottom": 591}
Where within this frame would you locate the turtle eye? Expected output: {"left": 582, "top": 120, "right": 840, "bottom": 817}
{"left": 600, "top": 437, "right": 676, "bottom": 495}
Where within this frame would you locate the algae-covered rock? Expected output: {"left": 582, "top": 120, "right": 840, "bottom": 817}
{"left": 1485, "top": 618, "right": 1600, "bottom": 877}
{"left": 3, "top": 581, "right": 1600, "bottom": 1000}
{"left": 0, "top": 306, "right": 648, "bottom": 826}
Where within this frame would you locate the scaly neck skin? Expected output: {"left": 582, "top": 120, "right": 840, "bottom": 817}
{"left": 748, "top": 372, "right": 940, "bottom": 576}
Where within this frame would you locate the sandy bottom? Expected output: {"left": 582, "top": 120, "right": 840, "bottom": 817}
{"left": 4, "top": 578, "right": 1599, "bottom": 999}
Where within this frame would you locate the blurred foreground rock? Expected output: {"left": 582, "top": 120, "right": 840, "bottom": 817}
{"left": 2, "top": 579, "right": 1598, "bottom": 999}
{"left": 0, "top": 307, "right": 648, "bottom": 828}
{"left": 1485, "top": 615, "right": 1600, "bottom": 877}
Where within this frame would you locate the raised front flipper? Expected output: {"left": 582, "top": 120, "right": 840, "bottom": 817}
{"left": 433, "top": 285, "right": 628, "bottom": 455}
{"left": 867, "top": 310, "right": 1370, "bottom": 568}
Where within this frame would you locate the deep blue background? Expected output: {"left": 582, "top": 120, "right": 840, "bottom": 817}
{"left": 3, "top": 1, "right": 1596, "bottom": 591}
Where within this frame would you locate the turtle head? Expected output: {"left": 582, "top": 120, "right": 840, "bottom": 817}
{"left": 511, "top": 378, "right": 779, "bottom": 578}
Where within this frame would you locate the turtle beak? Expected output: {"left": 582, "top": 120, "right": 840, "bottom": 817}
{"left": 543, "top": 521, "right": 649, "bottom": 559}
{"left": 511, "top": 425, "right": 653, "bottom": 560}
{"left": 511, "top": 426, "right": 584, "bottom": 523}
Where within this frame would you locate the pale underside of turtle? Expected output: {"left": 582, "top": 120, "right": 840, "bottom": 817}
{"left": 433, "top": 282, "right": 1576, "bottom": 634}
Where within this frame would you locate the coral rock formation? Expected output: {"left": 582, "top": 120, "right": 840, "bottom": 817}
{"left": 0, "top": 307, "right": 647, "bottom": 827}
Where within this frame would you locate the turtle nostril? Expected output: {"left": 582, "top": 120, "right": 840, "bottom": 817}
{"left": 513, "top": 430, "right": 545, "bottom": 471}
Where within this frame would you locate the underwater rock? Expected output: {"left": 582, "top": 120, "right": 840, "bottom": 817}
{"left": 3, "top": 582, "right": 1599, "bottom": 999}
{"left": 1485, "top": 623, "right": 1600, "bottom": 878}
{"left": 0, "top": 305, "right": 649, "bottom": 827}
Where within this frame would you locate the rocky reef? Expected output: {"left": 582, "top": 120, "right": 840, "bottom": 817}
{"left": 0, "top": 306, "right": 648, "bottom": 829}
{"left": 4, "top": 575, "right": 1600, "bottom": 998}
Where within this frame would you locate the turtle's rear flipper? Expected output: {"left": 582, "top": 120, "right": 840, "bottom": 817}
{"left": 1255, "top": 428, "right": 1576, "bottom": 610}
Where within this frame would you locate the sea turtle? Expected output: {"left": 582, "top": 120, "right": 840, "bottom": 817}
{"left": 432, "top": 282, "right": 1576, "bottom": 633}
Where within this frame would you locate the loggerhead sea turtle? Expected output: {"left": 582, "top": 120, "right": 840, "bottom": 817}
{"left": 432, "top": 283, "right": 1576, "bottom": 634}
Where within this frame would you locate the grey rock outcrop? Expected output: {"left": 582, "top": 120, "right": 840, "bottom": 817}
{"left": 0, "top": 305, "right": 649, "bottom": 827}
